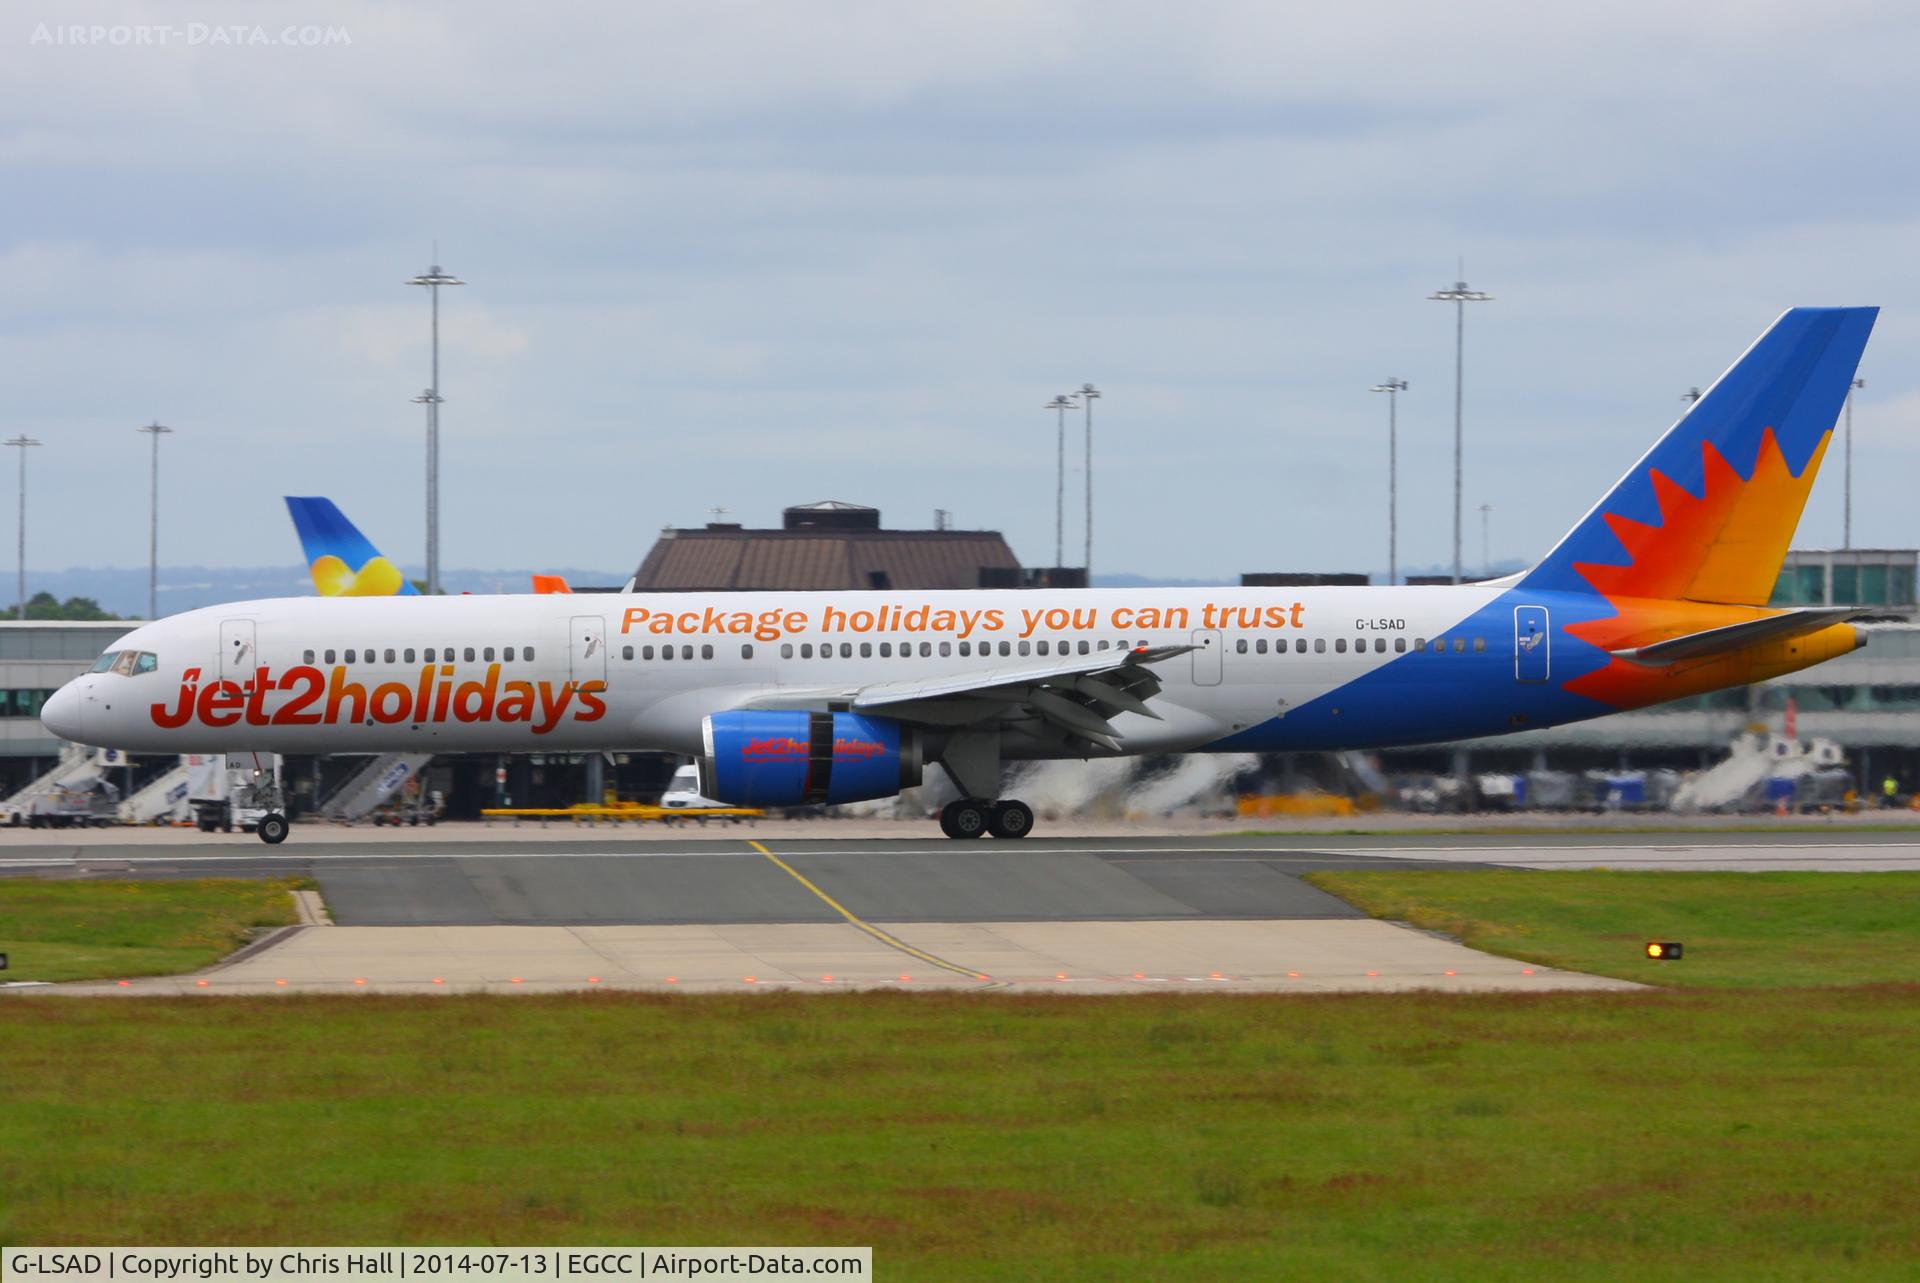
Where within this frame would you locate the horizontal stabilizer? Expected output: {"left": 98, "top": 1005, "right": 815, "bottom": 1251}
{"left": 1611, "top": 608, "right": 1861, "bottom": 666}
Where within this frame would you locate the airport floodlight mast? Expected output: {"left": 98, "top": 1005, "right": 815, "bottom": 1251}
{"left": 1370, "top": 378, "right": 1408, "bottom": 584}
{"left": 4, "top": 434, "right": 40, "bottom": 620}
{"left": 137, "top": 421, "right": 173, "bottom": 619}
{"left": 406, "top": 253, "right": 463, "bottom": 595}
{"left": 1044, "top": 393, "right": 1079, "bottom": 568}
{"left": 1478, "top": 502, "right": 1493, "bottom": 578}
{"left": 1079, "top": 383, "right": 1100, "bottom": 576}
{"left": 1845, "top": 376, "right": 1863, "bottom": 549}
{"left": 1428, "top": 268, "right": 1493, "bottom": 583}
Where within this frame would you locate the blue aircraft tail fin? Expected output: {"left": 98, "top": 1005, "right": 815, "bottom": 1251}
{"left": 284, "top": 497, "right": 419, "bottom": 596}
{"left": 1518, "top": 307, "right": 1876, "bottom": 607}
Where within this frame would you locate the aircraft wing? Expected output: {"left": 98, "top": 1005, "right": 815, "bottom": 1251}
{"left": 749, "top": 645, "right": 1194, "bottom": 752}
{"left": 1610, "top": 607, "right": 1862, "bottom": 666}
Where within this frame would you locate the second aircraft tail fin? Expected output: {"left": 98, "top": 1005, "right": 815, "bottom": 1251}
{"left": 284, "top": 497, "right": 420, "bottom": 597}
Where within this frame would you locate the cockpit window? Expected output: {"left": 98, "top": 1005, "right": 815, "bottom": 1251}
{"left": 94, "top": 650, "right": 158, "bottom": 676}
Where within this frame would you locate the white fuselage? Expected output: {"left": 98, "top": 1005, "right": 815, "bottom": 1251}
{"left": 42, "top": 584, "right": 1515, "bottom": 758}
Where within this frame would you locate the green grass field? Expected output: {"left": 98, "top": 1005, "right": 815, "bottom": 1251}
{"left": 1306, "top": 869, "right": 1920, "bottom": 987}
{"left": 2, "top": 989, "right": 1917, "bottom": 1279}
{"left": 0, "top": 877, "right": 302, "bottom": 982}
{"left": 2, "top": 874, "right": 1917, "bottom": 1279}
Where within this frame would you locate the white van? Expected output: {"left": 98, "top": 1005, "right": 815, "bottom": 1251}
{"left": 659, "top": 763, "right": 727, "bottom": 810}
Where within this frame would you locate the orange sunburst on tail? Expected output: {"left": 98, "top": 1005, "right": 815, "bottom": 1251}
{"left": 1564, "top": 426, "right": 1829, "bottom": 708}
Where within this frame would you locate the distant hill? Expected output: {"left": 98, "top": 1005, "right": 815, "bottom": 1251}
{"left": 25, "top": 566, "right": 632, "bottom": 619}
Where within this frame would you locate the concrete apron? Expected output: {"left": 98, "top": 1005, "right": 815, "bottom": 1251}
{"left": 44, "top": 919, "right": 1642, "bottom": 995}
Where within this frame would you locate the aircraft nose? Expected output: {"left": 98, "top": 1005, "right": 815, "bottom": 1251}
{"left": 41, "top": 681, "right": 84, "bottom": 742}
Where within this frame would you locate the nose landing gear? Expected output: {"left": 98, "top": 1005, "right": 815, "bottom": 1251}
{"left": 938, "top": 797, "right": 1034, "bottom": 840}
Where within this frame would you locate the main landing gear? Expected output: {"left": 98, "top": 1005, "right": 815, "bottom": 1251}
{"left": 939, "top": 797, "right": 1034, "bottom": 840}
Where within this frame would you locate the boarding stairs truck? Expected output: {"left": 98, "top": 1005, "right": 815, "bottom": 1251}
{"left": 118, "top": 755, "right": 195, "bottom": 825}
{"left": 4, "top": 743, "right": 103, "bottom": 824}
{"left": 320, "top": 752, "right": 435, "bottom": 823}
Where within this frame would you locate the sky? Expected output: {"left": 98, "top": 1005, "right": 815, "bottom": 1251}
{"left": 2, "top": 0, "right": 1917, "bottom": 585}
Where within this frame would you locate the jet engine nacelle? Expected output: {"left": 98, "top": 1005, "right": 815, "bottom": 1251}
{"left": 700, "top": 710, "right": 922, "bottom": 807}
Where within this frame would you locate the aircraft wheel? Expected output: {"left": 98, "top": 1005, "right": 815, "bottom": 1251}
{"left": 939, "top": 799, "right": 989, "bottom": 840}
{"left": 987, "top": 799, "right": 1034, "bottom": 840}
{"left": 258, "top": 813, "right": 290, "bottom": 845}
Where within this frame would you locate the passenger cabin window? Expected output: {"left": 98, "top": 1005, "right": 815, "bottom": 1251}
{"left": 643, "top": 645, "right": 655, "bottom": 660}
{"left": 1473, "top": 637, "right": 1487, "bottom": 652}
{"left": 1236, "top": 639, "right": 1248, "bottom": 654}
{"left": 385, "top": 648, "right": 397, "bottom": 664}
{"left": 345, "top": 649, "right": 357, "bottom": 664}
{"left": 742, "top": 644, "right": 754, "bottom": 659}
{"left": 701, "top": 644, "right": 714, "bottom": 660}
{"left": 405, "top": 649, "right": 416, "bottom": 663}
{"left": 303, "top": 650, "right": 316, "bottom": 665}
{"left": 683, "top": 645, "right": 694, "bottom": 660}
{"left": 1335, "top": 639, "right": 1348, "bottom": 653}
{"left": 424, "top": 648, "right": 435, "bottom": 662}
{"left": 781, "top": 643, "right": 794, "bottom": 658}
{"left": 464, "top": 647, "right": 476, "bottom": 662}
{"left": 1314, "top": 638, "right": 1326, "bottom": 653}
{"left": 880, "top": 642, "right": 892, "bottom": 657}
{"left": 504, "top": 647, "right": 515, "bottom": 662}
{"left": 622, "top": 645, "right": 634, "bottom": 661}
{"left": 919, "top": 642, "right": 932, "bottom": 657}
{"left": 1453, "top": 638, "right": 1467, "bottom": 653}
{"left": 1018, "top": 641, "right": 1031, "bottom": 656}
{"left": 999, "top": 641, "right": 1011, "bottom": 657}
{"left": 1295, "top": 638, "right": 1307, "bottom": 653}
{"left": 940, "top": 641, "right": 952, "bottom": 657}
{"left": 801, "top": 643, "right": 813, "bottom": 658}
{"left": 325, "top": 649, "right": 337, "bottom": 664}
{"left": 1394, "top": 638, "right": 1407, "bottom": 653}
{"left": 524, "top": 648, "right": 535, "bottom": 662}
{"left": 484, "top": 647, "right": 495, "bottom": 662}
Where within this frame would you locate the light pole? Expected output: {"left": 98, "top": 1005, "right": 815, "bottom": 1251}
{"left": 1845, "top": 377, "right": 1863, "bottom": 549}
{"left": 407, "top": 255, "right": 463, "bottom": 595}
{"left": 137, "top": 421, "right": 173, "bottom": 619}
{"left": 1478, "top": 502, "right": 1493, "bottom": 578}
{"left": 1371, "top": 378, "right": 1408, "bottom": 585}
{"left": 1079, "top": 383, "right": 1100, "bottom": 574}
{"left": 1429, "top": 270, "right": 1493, "bottom": 583}
{"left": 4, "top": 435, "right": 41, "bottom": 620}
{"left": 1044, "top": 393, "right": 1079, "bottom": 568}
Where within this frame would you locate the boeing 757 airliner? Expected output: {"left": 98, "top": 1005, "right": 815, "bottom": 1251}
{"left": 43, "top": 307, "right": 1876, "bottom": 843}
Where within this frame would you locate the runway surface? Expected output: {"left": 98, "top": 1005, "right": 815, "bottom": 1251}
{"left": 6, "top": 826, "right": 1908, "bottom": 995}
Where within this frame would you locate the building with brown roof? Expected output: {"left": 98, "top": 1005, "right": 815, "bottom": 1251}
{"left": 632, "top": 502, "right": 1036, "bottom": 592}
